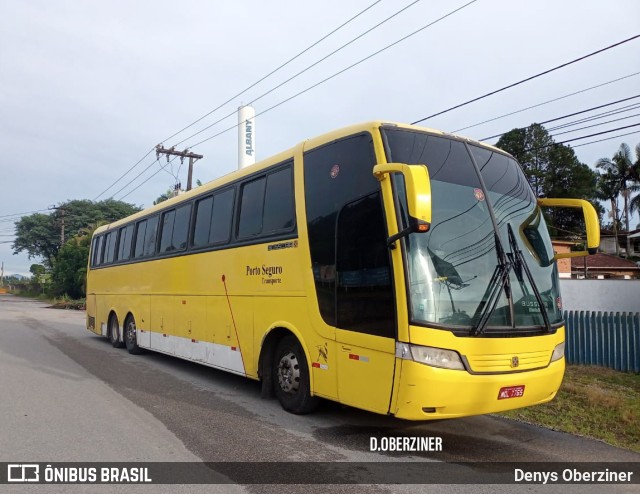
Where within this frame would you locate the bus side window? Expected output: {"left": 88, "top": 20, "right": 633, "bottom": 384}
{"left": 116, "top": 224, "right": 134, "bottom": 262}
{"left": 160, "top": 209, "right": 176, "bottom": 253}
{"left": 193, "top": 189, "right": 234, "bottom": 248}
{"left": 160, "top": 205, "right": 191, "bottom": 253}
{"left": 238, "top": 177, "right": 266, "bottom": 239}
{"left": 103, "top": 231, "right": 117, "bottom": 264}
{"left": 173, "top": 204, "right": 191, "bottom": 250}
{"left": 210, "top": 188, "right": 234, "bottom": 244}
{"left": 92, "top": 235, "right": 104, "bottom": 267}
{"left": 116, "top": 227, "right": 125, "bottom": 261}
{"left": 134, "top": 220, "right": 147, "bottom": 259}
{"left": 193, "top": 195, "right": 214, "bottom": 247}
{"left": 263, "top": 166, "right": 294, "bottom": 233}
{"left": 237, "top": 164, "right": 294, "bottom": 241}
{"left": 143, "top": 215, "right": 159, "bottom": 257}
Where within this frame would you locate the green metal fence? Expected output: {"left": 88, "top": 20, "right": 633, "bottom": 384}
{"left": 564, "top": 311, "right": 640, "bottom": 373}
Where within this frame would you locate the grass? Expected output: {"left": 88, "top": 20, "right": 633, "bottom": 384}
{"left": 48, "top": 298, "right": 86, "bottom": 310}
{"left": 8, "top": 291, "right": 85, "bottom": 310}
{"left": 11, "top": 290, "right": 50, "bottom": 300}
{"left": 498, "top": 365, "right": 640, "bottom": 452}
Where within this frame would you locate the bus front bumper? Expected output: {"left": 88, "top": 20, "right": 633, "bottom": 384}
{"left": 391, "top": 358, "right": 564, "bottom": 420}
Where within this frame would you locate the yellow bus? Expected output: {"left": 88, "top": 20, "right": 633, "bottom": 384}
{"left": 86, "top": 121, "right": 599, "bottom": 420}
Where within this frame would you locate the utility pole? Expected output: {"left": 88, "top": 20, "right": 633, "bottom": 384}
{"left": 155, "top": 145, "right": 203, "bottom": 192}
{"left": 60, "top": 208, "right": 65, "bottom": 245}
{"left": 1, "top": 262, "right": 4, "bottom": 287}
{"left": 49, "top": 206, "right": 65, "bottom": 245}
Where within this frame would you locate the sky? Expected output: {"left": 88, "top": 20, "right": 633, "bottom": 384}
{"left": 1, "top": 0, "right": 639, "bottom": 276}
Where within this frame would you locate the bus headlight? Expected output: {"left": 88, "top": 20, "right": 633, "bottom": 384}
{"left": 550, "top": 342, "right": 565, "bottom": 363}
{"left": 396, "top": 343, "right": 465, "bottom": 370}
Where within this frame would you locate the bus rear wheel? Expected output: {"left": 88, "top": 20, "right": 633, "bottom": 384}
{"left": 124, "top": 315, "right": 143, "bottom": 355}
{"left": 273, "top": 335, "right": 319, "bottom": 414}
{"left": 108, "top": 314, "right": 124, "bottom": 348}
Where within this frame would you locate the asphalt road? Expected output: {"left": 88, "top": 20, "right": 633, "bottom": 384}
{"left": 0, "top": 294, "right": 638, "bottom": 494}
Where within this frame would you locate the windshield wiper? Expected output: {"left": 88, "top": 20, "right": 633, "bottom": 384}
{"left": 507, "top": 224, "right": 552, "bottom": 333}
{"left": 471, "top": 232, "right": 512, "bottom": 336}
{"left": 471, "top": 225, "right": 552, "bottom": 335}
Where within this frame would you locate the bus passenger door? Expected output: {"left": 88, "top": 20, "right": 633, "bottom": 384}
{"left": 335, "top": 193, "right": 397, "bottom": 414}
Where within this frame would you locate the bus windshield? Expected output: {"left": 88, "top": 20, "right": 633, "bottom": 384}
{"left": 383, "top": 128, "right": 562, "bottom": 334}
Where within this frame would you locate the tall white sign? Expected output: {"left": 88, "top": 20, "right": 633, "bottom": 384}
{"left": 238, "top": 105, "right": 256, "bottom": 169}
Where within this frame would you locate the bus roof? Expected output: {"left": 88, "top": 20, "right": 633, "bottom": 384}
{"left": 94, "top": 121, "right": 509, "bottom": 235}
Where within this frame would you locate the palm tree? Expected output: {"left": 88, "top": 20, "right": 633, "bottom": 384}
{"left": 596, "top": 143, "right": 637, "bottom": 257}
{"left": 595, "top": 171, "right": 621, "bottom": 256}
{"left": 629, "top": 143, "right": 640, "bottom": 223}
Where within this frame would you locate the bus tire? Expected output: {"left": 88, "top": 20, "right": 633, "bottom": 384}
{"left": 108, "top": 313, "right": 124, "bottom": 348}
{"left": 124, "top": 314, "right": 143, "bottom": 355}
{"left": 273, "top": 335, "right": 319, "bottom": 414}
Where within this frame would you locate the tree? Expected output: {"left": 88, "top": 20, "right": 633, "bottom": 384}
{"left": 29, "top": 264, "right": 46, "bottom": 278}
{"left": 3, "top": 274, "right": 24, "bottom": 286}
{"left": 596, "top": 143, "right": 639, "bottom": 257}
{"left": 13, "top": 199, "right": 141, "bottom": 268}
{"left": 595, "top": 171, "right": 622, "bottom": 256}
{"left": 628, "top": 143, "right": 640, "bottom": 221}
{"left": 51, "top": 199, "right": 142, "bottom": 243}
{"left": 154, "top": 180, "right": 202, "bottom": 205}
{"left": 496, "top": 124, "right": 600, "bottom": 236}
{"left": 497, "top": 124, "right": 553, "bottom": 197}
{"left": 12, "top": 213, "right": 60, "bottom": 266}
{"left": 51, "top": 232, "right": 92, "bottom": 299}
{"left": 544, "top": 143, "right": 600, "bottom": 235}
{"left": 154, "top": 188, "right": 175, "bottom": 205}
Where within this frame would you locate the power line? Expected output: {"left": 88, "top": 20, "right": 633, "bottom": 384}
{"left": 94, "top": 148, "right": 155, "bottom": 201}
{"left": 161, "top": 0, "right": 384, "bottom": 145}
{"left": 118, "top": 156, "right": 180, "bottom": 201}
{"left": 110, "top": 156, "right": 174, "bottom": 199}
{"left": 172, "top": 0, "right": 424, "bottom": 148}
{"left": 519, "top": 96, "right": 640, "bottom": 132}
{"left": 453, "top": 71, "right": 640, "bottom": 133}
{"left": 545, "top": 103, "right": 640, "bottom": 132}
{"left": 0, "top": 209, "right": 49, "bottom": 219}
{"left": 411, "top": 33, "right": 640, "bottom": 125}
{"left": 187, "top": 0, "right": 479, "bottom": 150}
{"left": 481, "top": 95, "right": 640, "bottom": 140}
{"left": 94, "top": 1, "right": 383, "bottom": 201}
{"left": 515, "top": 123, "right": 640, "bottom": 153}
{"left": 113, "top": 0, "right": 479, "bottom": 199}
{"left": 550, "top": 112, "right": 640, "bottom": 138}
{"left": 483, "top": 102, "right": 640, "bottom": 144}
{"left": 570, "top": 130, "right": 640, "bottom": 149}
{"left": 545, "top": 224, "right": 586, "bottom": 239}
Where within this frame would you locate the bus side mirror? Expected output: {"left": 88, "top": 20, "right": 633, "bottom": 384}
{"left": 373, "top": 162, "right": 432, "bottom": 233}
{"left": 537, "top": 198, "right": 600, "bottom": 259}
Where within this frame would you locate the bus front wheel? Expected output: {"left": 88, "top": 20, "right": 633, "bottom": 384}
{"left": 124, "top": 315, "right": 143, "bottom": 355}
{"left": 273, "top": 335, "right": 319, "bottom": 414}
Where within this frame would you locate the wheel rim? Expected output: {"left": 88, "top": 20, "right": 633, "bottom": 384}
{"left": 126, "top": 320, "right": 136, "bottom": 345}
{"left": 277, "top": 351, "right": 300, "bottom": 394}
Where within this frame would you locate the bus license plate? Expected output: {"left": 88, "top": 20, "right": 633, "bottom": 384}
{"left": 498, "top": 385, "right": 525, "bottom": 400}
